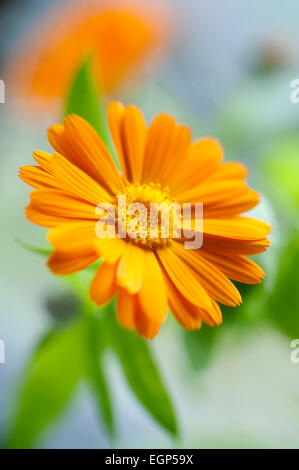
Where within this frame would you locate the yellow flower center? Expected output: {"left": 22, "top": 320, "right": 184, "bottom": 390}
{"left": 114, "top": 182, "right": 182, "bottom": 249}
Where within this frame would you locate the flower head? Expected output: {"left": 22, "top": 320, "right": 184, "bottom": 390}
{"left": 19, "top": 103, "right": 271, "bottom": 339}
{"left": 8, "top": 1, "right": 168, "bottom": 111}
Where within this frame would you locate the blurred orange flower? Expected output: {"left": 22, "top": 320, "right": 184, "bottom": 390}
{"left": 8, "top": 1, "right": 169, "bottom": 111}
{"left": 19, "top": 103, "right": 270, "bottom": 339}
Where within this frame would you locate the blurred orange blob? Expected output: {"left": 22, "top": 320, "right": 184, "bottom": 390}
{"left": 8, "top": 0, "right": 169, "bottom": 111}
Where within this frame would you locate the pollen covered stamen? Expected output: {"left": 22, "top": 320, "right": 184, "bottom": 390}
{"left": 125, "top": 182, "right": 172, "bottom": 206}
{"left": 113, "top": 182, "right": 182, "bottom": 248}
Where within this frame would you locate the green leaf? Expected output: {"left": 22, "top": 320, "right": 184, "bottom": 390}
{"left": 7, "top": 320, "right": 86, "bottom": 449}
{"left": 184, "top": 325, "right": 217, "bottom": 371}
{"left": 16, "top": 238, "right": 52, "bottom": 256}
{"left": 263, "top": 134, "right": 299, "bottom": 210}
{"left": 62, "top": 275, "right": 115, "bottom": 437}
{"left": 64, "top": 57, "right": 112, "bottom": 151}
{"left": 266, "top": 231, "right": 299, "bottom": 338}
{"left": 104, "top": 304, "right": 177, "bottom": 436}
{"left": 83, "top": 315, "right": 115, "bottom": 437}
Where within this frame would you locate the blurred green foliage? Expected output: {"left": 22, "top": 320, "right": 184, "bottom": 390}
{"left": 184, "top": 325, "right": 217, "bottom": 371}
{"left": 64, "top": 57, "right": 114, "bottom": 157}
{"left": 7, "top": 319, "right": 86, "bottom": 448}
{"left": 263, "top": 134, "right": 299, "bottom": 213}
{"left": 103, "top": 304, "right": 177, "bottom": 435}
{"left": 6, "top": 288, "right": 177, "bottom": 447}
{"left": 65, "top": 58, "right": 106, "bottom": 140}
{"left": 266, "top": 232, "right": 299, "bottom": 338}
{"left": 16, "top": 238, "right": 52, "bottom": 256}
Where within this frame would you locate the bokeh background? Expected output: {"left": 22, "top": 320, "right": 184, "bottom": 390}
{"left": 1, "top": 0, "right": 299, "bottom": 449}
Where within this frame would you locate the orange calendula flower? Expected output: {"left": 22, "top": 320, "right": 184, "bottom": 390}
{"left": 8, "top": 1, "right": 168, "bottom": 110}
{"left": 19, "top": 103, "right": 271, "bottom": 339}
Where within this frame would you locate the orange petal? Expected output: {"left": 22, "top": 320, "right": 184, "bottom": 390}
{"left": 183, "top": 216, "right": 271, "bottom": 243}
{"left": 9, "top": 1, "right": 168, "bottom": 104}
{"left": 48, "top": 115, "right": 124, "bottom": 194}
{"left": 90, "top": 262, "right": 117, "bottom": 306}
{"left": 138, "top": 250, "right": 168, "bottom": 323}
{"left": 199, "top": 298, "right": 223, "bottom": 327}
{"left": 28, "top": 189, "right": 98, "bottom": 223}
{"left": 47, "top": 222, "right": 97, "bottom": 252}
{"left": 165, "top": 276, "right": 203, "bottom": 330}
{"left": 47, "top": 124, "right": 69, "bottom": 159}
{"left": 177, "top": 179, "right": 253, "bottom": 205}
{"left": 202, "top": 236, "right": 270, "bottom": 256}
{"left": 157, "top": 247, "right": 207, "bottom": 307}
{"left": 33, "top": 150, "right": 55, "bottom": 174}
{"left": 117, "top": 288, "right": 136, "bottom": 331}
{"left": 142, "top": 113, "right": 191, "bottom": 185}
{"left": 134, "top": 296, "right": 164, "bottom": 339}
{"left": 202, "top": 190, "right": 260, "bottom": 218}
{"left": 169, "top": 138, "right": 223, "bottom": 195}
{"left": 199, "top": 251, "right": 265, "bottom": 284}
{"left": 156, "top": 247, "right": 221, "bottom": 326}
{"left": 177, "top": 178, "right": 259, "bottom": 216}
{"left": 107, "top": 102, "right": 127, "bottom": 177}
{"left": 116, "top": 249, "right": 167, "bottom": 338}
{"left": 94, "top": 237, "right": 127, "bottom": 265}
{"left": 207, "top": 161, "right": 248, "bottom": 181}
{"left": 117, "top": 289, "right": 163, "bottom": 339}
{"left": 179, "top": 184, "right": 259, "bottom": 218}
{"left": 47, "top": 222, "right": 99, "bottom": 275}
{"left": 116, "top": 243, "right": 144, "bottom": 294}
{"left": 162, "top": 262, "right": 222, "bottom": 328}
{"left": 25, "top": 206, "right": 71, "bottom": 228}
{"left": 48, "top": 250, "right": 97, "bottom": 275}
{"left": 121, "top": 105, "right": 147, "bottom": 182}
{"left": 50, "top": 152, "right": 112, "bottom": 205}
{"left": 172, "top": 242, "right": 242, "bottom": 306}
{"left": 19, "top": 165, "right": 58, "bottom": 189}
{"left": 202, "top": 217, "right": 271, "bottom": 241}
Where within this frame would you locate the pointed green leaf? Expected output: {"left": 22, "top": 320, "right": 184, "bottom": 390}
{"left": 263, "top": 134, "right": 299, "bottom": 210}
{"left": 266, "top": 231, "right": 299, "bottom": 338}
{"left": 184, "top": 325, "right": 217, "bottom": 371}
{"left": 7, "top": 320, "right": 86, "bottom": 449}
{"left": 64, "top": 57, "right": 112, "bottom": 151}
{"left": 16, "top": 238, "right": 52, "bottom": 256}
{"left": 63, "top": 276, "right": 115, "bottom": 436}
{"left": 84, "top": 315, "right": 115, "bottom": 437}
{"left": 104, "top": 305, "right": 177, "bottom": 436}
